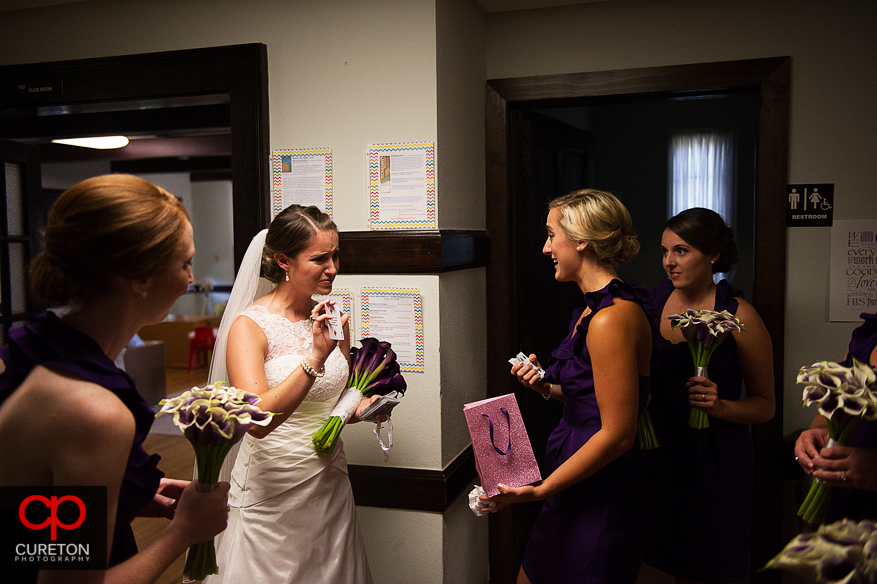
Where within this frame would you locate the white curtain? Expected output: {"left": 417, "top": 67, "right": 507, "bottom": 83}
{"left": 670, "top": 131, "right": 735, "bottom": 282}
{"left": 669, "top": 131, "right": 734, "bottom": 224}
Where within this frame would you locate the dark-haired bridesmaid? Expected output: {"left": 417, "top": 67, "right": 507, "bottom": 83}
{"left": 642, "top": 208, "right": 775, "bottom": 584}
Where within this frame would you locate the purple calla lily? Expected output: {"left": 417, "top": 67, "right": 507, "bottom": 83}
{"left": 312, "top": 337, "right": 408, "bottom": 453}
{"left": 156, "top": 382, "right": 275, "bottom": 580}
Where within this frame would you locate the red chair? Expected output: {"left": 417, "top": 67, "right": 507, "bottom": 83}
{"left": 188, "top": 326, "right": 216, "bottom": 374}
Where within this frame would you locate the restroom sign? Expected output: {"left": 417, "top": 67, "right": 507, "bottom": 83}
{"left": 787, "top": 183, "right": 833, "bottom": 227}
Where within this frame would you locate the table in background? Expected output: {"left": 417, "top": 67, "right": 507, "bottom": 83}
{"left": 138, "top": 315, "right": 221, "bottom": 369}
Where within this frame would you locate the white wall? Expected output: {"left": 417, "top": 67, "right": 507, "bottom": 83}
{"left": 484, "top": 0, "right": 877, "bottom": 436}
{"left": 40, "top": 161, "right": 111, "bottom": 190}
{"left": 190, "top": 179, "right": 234, "bottom": 287}
{"left": 333, "top": 274, "right": 443, "bottom": 470}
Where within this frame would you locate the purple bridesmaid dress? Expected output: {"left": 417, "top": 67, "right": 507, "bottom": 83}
{"left": 829, "top": 312, "right": 877, "bottom": 521}
{"left": 642, "top": 278, "right": 752, "bottom": 583}
{"left": 0, "top": 311, "right": 163, "bottom": 580}
{"left": 521, "top": 280, "right": 649, "bottom": 584}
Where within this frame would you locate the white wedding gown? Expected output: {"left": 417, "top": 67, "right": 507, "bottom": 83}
{"left": 204, "top": 305, "right": 373, "bottom": 584}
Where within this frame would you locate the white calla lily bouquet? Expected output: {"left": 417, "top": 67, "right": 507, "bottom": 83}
{"left": 796, "top": 359, "right": 877, "bottom": 525}
{"left": 156, "top": 383, "right": 275, "bottom": 581}
{"left": 667, "top": 308, "right": 746, "bottom": 429}
{"left": 764, "top": 518, "right": 877, "bottom": 583}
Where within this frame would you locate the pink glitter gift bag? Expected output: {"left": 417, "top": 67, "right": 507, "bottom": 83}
{"left": 463, "top": 393, "right": 542, "bottom": 498}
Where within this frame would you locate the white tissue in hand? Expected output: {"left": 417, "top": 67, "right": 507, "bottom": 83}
{"left": 508, "top": 352, "right": 545, "bottom": 378}
{"left": 468, "top": 485, "right": 496, "bottom": 517}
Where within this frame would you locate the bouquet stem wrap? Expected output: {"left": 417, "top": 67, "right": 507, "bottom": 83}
{"left": 689, "top": 366, "right": 710, "bottom": 430}
{"left": 312, "top": 387, "right": 362, "bottom": 453}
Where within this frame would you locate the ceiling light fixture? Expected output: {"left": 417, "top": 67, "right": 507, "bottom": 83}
{"left": 51, "top": 136, "right": 130, "bottom": 149}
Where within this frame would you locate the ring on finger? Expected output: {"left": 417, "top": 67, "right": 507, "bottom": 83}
{"left": 308, "top": 315, "right": 316, "bottom": 322}
{"left": 701, "top": 394, "right": 705, "bottom": 400}
{"left": 842, "top": 470, "right": 847, "bottom": 482}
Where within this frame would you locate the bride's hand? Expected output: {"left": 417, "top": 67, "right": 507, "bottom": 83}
{"left": 309, "top": 300, "right": 348, "bottom": 362}
{"left": 349, "top": 395, "right": 388, "bottom": 424}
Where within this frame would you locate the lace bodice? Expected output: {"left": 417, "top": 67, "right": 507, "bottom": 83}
{"left": 239, "top": 304, "right": 349, "bottom": 403}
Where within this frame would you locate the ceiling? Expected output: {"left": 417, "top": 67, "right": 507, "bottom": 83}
{"left": 1, "top": 92, "right": 233, "bottom": 175}
{"left": 0, "top": 0, "right": 606, "bottom": 173}
{"left": 1, "top": 0, "right": 608, "bottom": 13}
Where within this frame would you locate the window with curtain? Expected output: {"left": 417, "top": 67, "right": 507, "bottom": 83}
{"left": 669, "top": 130, "right": 735, "bottom": 223}
{"left": 669, "top": 130, "right": 735, "bottom": 280}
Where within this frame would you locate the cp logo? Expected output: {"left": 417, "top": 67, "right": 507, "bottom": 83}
{"left": 19, "top": 495, "right": 86, "bottom": 541}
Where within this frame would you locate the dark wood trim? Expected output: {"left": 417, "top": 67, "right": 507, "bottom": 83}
{"left": 0, "top": 43, "right": 270, "bottom": 272}
{"left": 486, "top": 57, "right": 790, "bottom": 584}
{"left": 339, "top": 230, "right": 490, "bottom": 273}
{"left": 487, "top": 57, "right": 789, "bottom": 104}
{"left": 348, "top": 447, "right": 476, "bottom": 512}
{"left": 111, "top": 155, "right": 231, "bottom": 175}
{"left": 190, "top": 171, "right": 234, "bottom": 183}
{"left": 749, "top": 57, "right": 790, "bottom": 582}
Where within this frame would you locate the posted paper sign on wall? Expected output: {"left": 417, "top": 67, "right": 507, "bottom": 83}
{"left": 830, "top": 220, "right": 877, "bottom": 321}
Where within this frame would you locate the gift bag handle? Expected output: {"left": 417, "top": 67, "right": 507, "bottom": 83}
{"left": 482, "top": 408, "right": 512, "bottom": 456}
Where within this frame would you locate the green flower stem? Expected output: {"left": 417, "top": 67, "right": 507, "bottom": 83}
{"left": 313, "top": 416, "right": 345, "bottom": 453}
{"left": 797, "top": 479, "right": 833, "bottom": 525}
{"left": 637, "top": 408, "right": 660, "bottom": 450}
{"left": 686, "top": 342, "right": 699, "bottom": 368}
{"left": 182, "top": 441, "right": 235, "bottom": 581}
{"left": 689, "top": 407, "right": 709, "bottom": 429}
{"left": 688, "top": 352, "right": 711, "bottom": 430}
{"left": 183, "top": 539, "right": 218, "bottom": 581}
{"left": 795, "top": 421, "right": 858, "bottom": 525}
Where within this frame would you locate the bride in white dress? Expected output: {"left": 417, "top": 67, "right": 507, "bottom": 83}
{"left": 203, "top": 206, "right": 376, "bottom": 584}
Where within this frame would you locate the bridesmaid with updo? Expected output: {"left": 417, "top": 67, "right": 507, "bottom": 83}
{"left": 642, "top": 207, "right": 775, "bottom": 584}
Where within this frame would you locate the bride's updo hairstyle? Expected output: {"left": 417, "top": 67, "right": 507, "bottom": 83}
{"left": 30, "top": 174, "right": 189, "bottom": 307}
{"left": 549, "top": 189, "right": 640, "bottom": 267}
{"left": 665, "top": 207, "right": 738, "bottom": 274}
{"left": 261, "top": 205, "right": 337, "bottom": 283}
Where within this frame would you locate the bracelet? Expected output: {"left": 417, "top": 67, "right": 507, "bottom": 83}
{"left": 541, "top": 384, "right": 552, "bottom": 400}
{"left": 300, "top": 359, "right": 325, "bottom": 378}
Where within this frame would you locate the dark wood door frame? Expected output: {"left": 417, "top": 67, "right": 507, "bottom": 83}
{"left": 485, "top": 57, "right": 790, "bottom": 583}
{"left": 0, "top": 43, "right": 270, "bottom": 270}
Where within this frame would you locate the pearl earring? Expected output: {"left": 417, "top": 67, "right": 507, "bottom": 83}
{"left": 285, "top": 270, "right": 289, "bottom": 282}
{"left": 140, "top": 290, "right": 148, "bottom": 298}
{"left": 710, "top": 260, "right": 715, "bottom": 264}
{"left": 576, "top": 246, "right": 582, "bottom": 252}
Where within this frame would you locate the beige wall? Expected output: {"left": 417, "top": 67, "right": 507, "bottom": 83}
{"left": 486, "top": 0, "right": 877, "bottom": 436}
